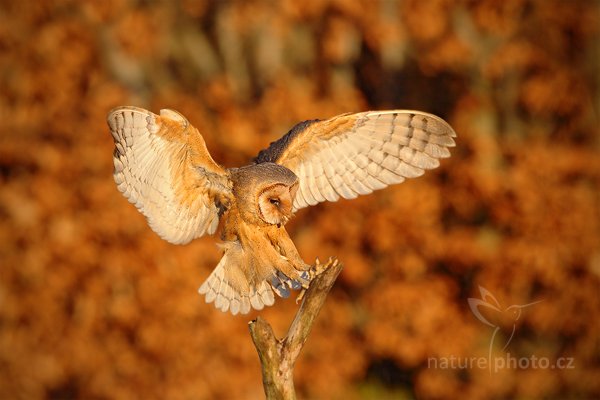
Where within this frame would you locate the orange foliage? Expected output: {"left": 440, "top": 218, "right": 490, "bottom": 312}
{"left": 1, "top": 1, "right": 599, "bottom": 399}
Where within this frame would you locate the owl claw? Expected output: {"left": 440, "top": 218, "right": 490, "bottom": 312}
{"left": 295, "top": 258, "right": 335, "bottom": 303}
{"left": 295, "top": 289, "right": 306, "bottom": 304}
{"left": 295, "top": 277, "right": 311, "bottom": 303}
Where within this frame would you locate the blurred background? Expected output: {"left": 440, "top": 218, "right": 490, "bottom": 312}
{"left": 1, "top": 1, "right": 599, "bottom": 399}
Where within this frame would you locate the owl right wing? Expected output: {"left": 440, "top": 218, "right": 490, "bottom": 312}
{"left": 254, "top": 110, "right": 456, "bottom": 210}
{"left": 108, "top": 106, "right": 233, "bottom": 244}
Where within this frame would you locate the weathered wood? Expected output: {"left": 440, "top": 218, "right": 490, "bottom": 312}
{"left": 249, "top": 258, "right": 343, "bottom": 400}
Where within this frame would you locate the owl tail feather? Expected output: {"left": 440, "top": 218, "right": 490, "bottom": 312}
{"left": 198, "top": 254, "right": 272, "bottom": 315}
{"left": 198, "top": 243, "right": 309, "bottom": 315}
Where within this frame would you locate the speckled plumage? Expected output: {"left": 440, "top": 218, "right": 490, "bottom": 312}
{"left": 107, "top": 106, "right": 456, "bottom": 315}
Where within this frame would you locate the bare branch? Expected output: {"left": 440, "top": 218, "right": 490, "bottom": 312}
{"left": 248, "top": 258, "right": 343, "bottom": 400}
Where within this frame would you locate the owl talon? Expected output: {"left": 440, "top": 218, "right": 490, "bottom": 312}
{"left": 296, "top": 277, "right": 313, "bottom": 303}
{"left": 296, "top": 271, "right": 310, "bottom": 288}
{"left": 296, "top": 289, "right": 306, "bottom": 304}
{"left": 295, "top": 258, "right": 336, "bottom": 303}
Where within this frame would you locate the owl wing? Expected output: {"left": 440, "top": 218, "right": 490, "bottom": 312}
{"left": 108, "top": 106, "right": 233, "bottom": 244}
{"left": 254, "top": 110, "right": 456, "bottom": 210}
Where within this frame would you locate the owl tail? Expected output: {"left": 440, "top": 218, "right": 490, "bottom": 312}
{"left": 198, "top": 243, "right": 308, "bottom": 315}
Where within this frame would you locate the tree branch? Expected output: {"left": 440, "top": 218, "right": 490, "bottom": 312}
{"left": 248, "top": 258, "right": 343, "bottom": 400}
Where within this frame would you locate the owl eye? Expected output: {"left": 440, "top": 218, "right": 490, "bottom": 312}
{"left": 269, "top": 198, "right": 280, "bottom": 206}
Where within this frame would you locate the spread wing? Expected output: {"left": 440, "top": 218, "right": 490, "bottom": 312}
{"left": 108, "top": 106, "right": 233, "bottom": 244}
{"left": 255, "top": 110, "right": 456, "bottom": 210}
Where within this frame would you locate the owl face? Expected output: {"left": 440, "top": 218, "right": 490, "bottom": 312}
{"left": 257, "top": 182, "right": 298, "bottom": 225}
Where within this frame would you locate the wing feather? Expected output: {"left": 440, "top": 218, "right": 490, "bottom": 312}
{"left": 255, "top": 110, "right": 455, "bottom": 210}
{"left": 108, "top": 106, "right": 233, "bottom": 244}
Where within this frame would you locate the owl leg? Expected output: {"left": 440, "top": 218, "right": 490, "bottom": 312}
{"left": 273, "top": 230, "right": 311, "bottom": 272}
{"left": 266, "top": 230, "right": 311, "bottom": 293}
{"left": 269, "top": 255, "right": 309, "bottom": 287}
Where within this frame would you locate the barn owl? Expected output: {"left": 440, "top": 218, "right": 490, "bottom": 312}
{"left": 107, "top": 106, "right": 456, "bottom": 315}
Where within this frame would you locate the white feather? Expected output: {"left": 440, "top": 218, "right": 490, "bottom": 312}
{"left": 230, "top": 295, "right": 241, "bottom": 315}
{"left": 250, "top": 291, "right": 264, "bottom": 310}
{"left": 240, "top": 296, "right": 251, "bottom": 315}
{"left": 305, "top": 161, "right": 325, "bottom": 203}
{"left": 258, "top": 282, "right": 275, "bottom": 306}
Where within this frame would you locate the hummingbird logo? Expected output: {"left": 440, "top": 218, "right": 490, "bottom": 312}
{"left": 468, "top": 286, "right": 541, "bottom": 373}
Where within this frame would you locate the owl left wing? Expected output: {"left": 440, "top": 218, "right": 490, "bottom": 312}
{"left": 254, "top": 110, "right": 456, "bottom": 210}
{"left": 108, "top": 106, "right": 233, "bottom": 244}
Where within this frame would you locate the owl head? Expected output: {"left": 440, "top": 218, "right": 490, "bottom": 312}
{"left": 232, "top": 162, "right": 299, "bottom": 226}
{"left": 257, "top": 181, "right": 298, "bottom": 225}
